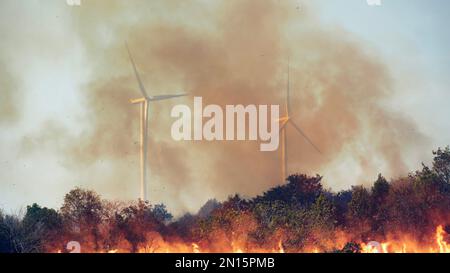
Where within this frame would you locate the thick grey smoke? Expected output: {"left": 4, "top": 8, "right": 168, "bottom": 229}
{"left": 7, "top": 0, "right": 430, "bottom": 214}
{"left": 0, "top": 63, "right": 19, "bottom": 124}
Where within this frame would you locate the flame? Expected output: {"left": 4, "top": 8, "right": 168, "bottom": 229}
{"left": 278, "top": 241, "right": 285, "bottom": 253}
{"left": 192, "top": 243, "right": 201, "bottom": 253}
{"left": 436, "top": 225, "right": 450, "bottom": 253}
{"left": 54, "top": 225, "right": 450, "bottom": 253}
{"left": 358, "top": 225, "right": 450, "bottom": 253}
{"left": 381, "top": 243, "right": 390, "bottom": 253}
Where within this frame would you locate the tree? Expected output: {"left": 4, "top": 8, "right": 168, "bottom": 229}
{"left": 152, "top": 204, "right": 173, "bottom": 223}
{"left": 348, "top": 186, "right": 372, "bottom": 221}
{"left": 257, "top": 174, "right": 323, "bottom": 207}
{"left": 309, "top": 194, "right": 336, "bottom": 232}
{"left": 412, "top": 164, "right": 450, "bottom": 212}
{"left": 347, "top": 186, "right": 372, "bottom": 237}
{"left": 194, "top": 195, "right": 253, "bottom": 249}
{"left": 433, "top": 147, "right": 450, "bottom": 184}
{"left": 0, "top": 211, "right": 9, "bottom": 252}
{"left": 253, "top": 200, "right": 291, "bottom": 232}
{"left": 60, "top": 188, "right": 104, "bottom": 251}
{"left": 22, "top": 203, "right": 62, "bottom": 251}
{"left": 371, "top": 174, "right": 390, "bottom": 202}
{"left": 333, "top": 190, "right": 352, "bottom": 226}
{"left": 23, "top": 203, "right": 61, "bottom": 232}
{"left": 0, "top": 213, "right": 42, "bottom": 253}
{"left": 169, "top": 212, "right": 197, "bottom": 239}
{"left": 251, "top": 200, "right": 287, "bottom": 244}
{"left": 114, "top": 200, "right": 163, "bottom": 252}
{"left": 370, "top": 175, "right": 390, "bottom": 234}
{"left": 197, "top": 199, "right": 221, "bottom": 218}
{"left": 383, "top": 178, "right": 429, "bottom": 236}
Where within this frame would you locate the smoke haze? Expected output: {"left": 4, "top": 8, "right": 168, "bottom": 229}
{"left": 1, "top": 0, "right": 440, "bottom": 215}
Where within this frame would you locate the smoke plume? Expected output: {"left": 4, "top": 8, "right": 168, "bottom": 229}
{"left": 16, "top": 0, "right": 429, "bottom": 214}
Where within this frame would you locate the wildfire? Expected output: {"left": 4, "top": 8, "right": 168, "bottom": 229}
{"left": 159, "top": 225, "right": 449, "bottom": 253}
{"left": 436, "top": 225, "right": 449, "bottom": 253}
{"left": 192, "top": 243, "right": 200, "bottom": 253}
{"left": 55, "top": 225, "right": 450, "bottom": 253}
{"left": 360, "top": 225, "right": 450, "bottom": 253}
{"left": 277, "top": 241, "right": 285, "bottom": 253}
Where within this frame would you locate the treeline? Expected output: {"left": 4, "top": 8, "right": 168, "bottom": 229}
{"left": 1, "top": 147, "right": 450, "bottom": 253}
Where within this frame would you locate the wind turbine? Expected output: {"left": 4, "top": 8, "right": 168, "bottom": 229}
{"left": 279, "top": 63, "right": 321, "bottom": 181}
{"left": 126, "top": 44, "right": 187, "bottom": 201}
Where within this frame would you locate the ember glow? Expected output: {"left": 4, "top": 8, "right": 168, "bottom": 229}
{"left": 144, "top": 223, "right": 450, "bottom": 253}
{"left": 54, "top": 225, "right": 450, "bottom": 253}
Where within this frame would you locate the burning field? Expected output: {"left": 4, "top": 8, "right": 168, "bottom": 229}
{"left": 1, "top": 147, "right": 450, "bottom": 253}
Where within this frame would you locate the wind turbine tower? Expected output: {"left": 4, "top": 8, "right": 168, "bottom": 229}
{"left": 127, "top": 44, "right": 187, "bottom": 201}
{"left": 279, "top": 63, "right": 321, "bottom": 181}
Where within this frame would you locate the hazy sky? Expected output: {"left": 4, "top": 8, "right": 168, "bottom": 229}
{"left": 1, "top": 0, "right": 449, "bottom": 216}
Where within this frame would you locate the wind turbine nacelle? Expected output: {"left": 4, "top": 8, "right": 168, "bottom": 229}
{"left": 130, "top": 98, "right": 147, "bottom": 104}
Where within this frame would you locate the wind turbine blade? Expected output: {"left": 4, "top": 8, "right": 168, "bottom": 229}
{"left": 288, "top": 119, "right": 322, "bottom": 154}
{"left": 148, "top": 94, "right": 188, "bottom": 101}
{"left": 287, "top": 60, "right": 291, "bottom": 116}
{"left": 126, "top": 43, "right": 149, "bottom": 98}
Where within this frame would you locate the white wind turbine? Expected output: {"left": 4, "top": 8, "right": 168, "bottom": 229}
{"left": 279, "top": 63, "right": 321, "bottom": 181}
{"left": 126, "top": 44, "right": 187, "bottom": 201}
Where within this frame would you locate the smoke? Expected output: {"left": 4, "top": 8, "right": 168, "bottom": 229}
{"left": 0, "top": 63, "right": 20, "bottom": 124}
{"left": 17, "top": 0, "right": 429, "bottom": 214}
{"left": 0, "top": 1, "right": 22, "bottom": 125}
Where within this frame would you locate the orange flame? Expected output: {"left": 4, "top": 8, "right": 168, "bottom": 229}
{"left": 54, "top": 225, "right": 450, "bottom": 253}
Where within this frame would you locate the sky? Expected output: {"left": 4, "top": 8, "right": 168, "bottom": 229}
{"left": 315, "top": 0, "right": 450, "bottom": 138}
{"left": 0, "top": 0, "right": 449, "bottom": 216}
